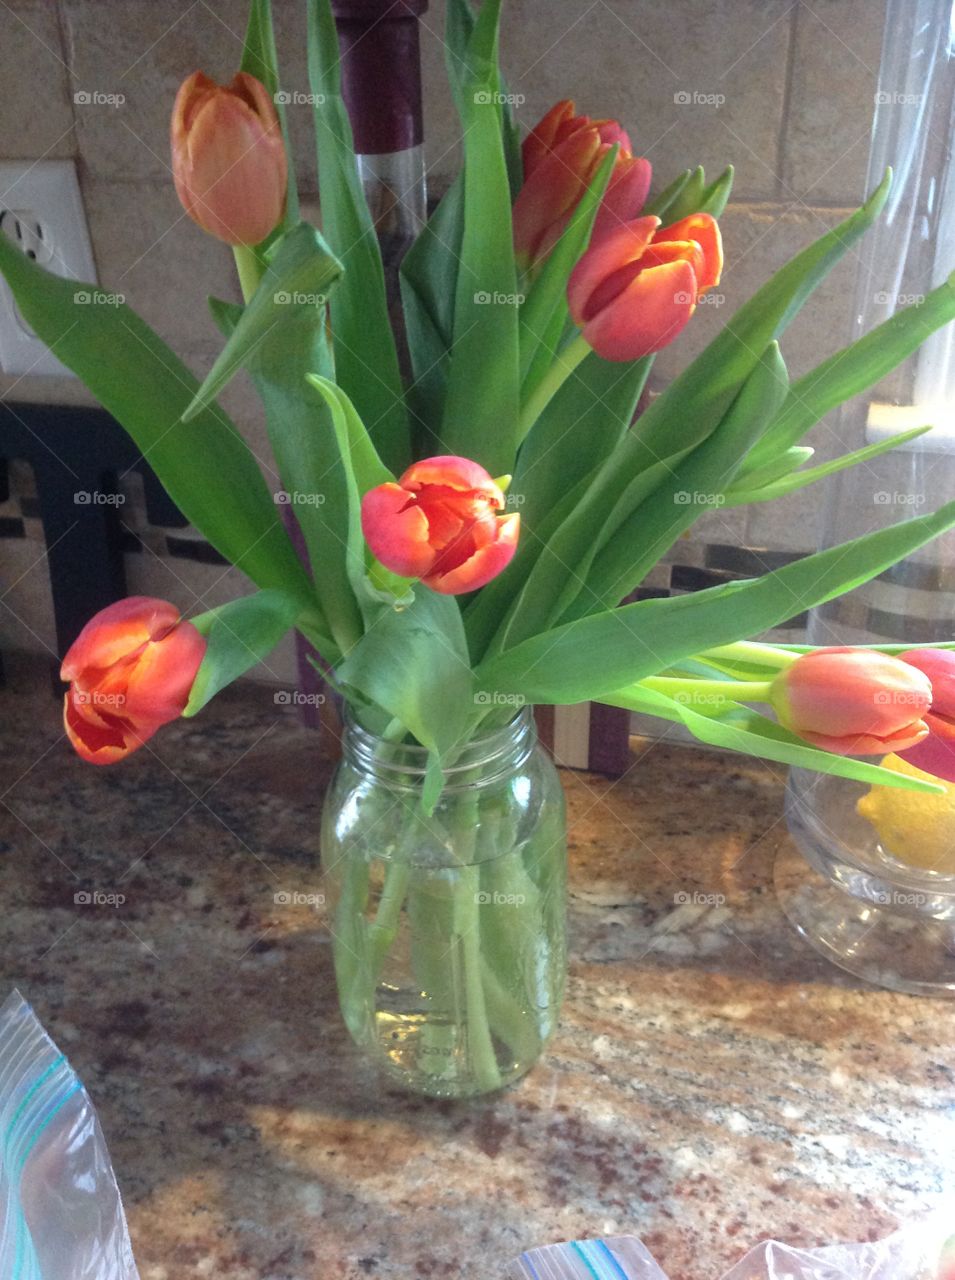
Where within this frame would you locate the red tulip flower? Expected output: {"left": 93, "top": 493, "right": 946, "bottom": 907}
{"left": 360, "top": 456, "right": 520, "bottom": 595}
{"left": 769, "top": 647, "right": 931, "bottom": 755}
{"left": 568, "top": 211, "right": 723, "bottom": 361}
{"left": 61, "top": 598, "right": 206, "bottom": 765}
{"left": 172, "top": 70, "right": 287, "bottom": 246}
{"left": 897, "top": 648, "right": 955, "bottom": 782}
{"left": 514, "top": 99, "right": 651, "bottom": 270}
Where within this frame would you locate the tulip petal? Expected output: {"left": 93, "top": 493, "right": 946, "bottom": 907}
{"left": 61, "top": 596, "right": 181, "bottom": 683}
{"left": 401, "top": 456, "right": 503, "bottom": 503}
{"left": 513, "top": 128, "right": 605, "bottom": 264}
{"left": 592, "top": 155, "right": 653, "bottom": 239}
{"left": 122, "top": 621, "right": 207, "bottom": 725}
{"left": 567, "top": 215, "right": 660, "bottom": 326}
{"left": 63, "top": 691, "right": 154, "bottom": 765}
{"left": 796, "top": 722, "right": 930, "bottom": 756}
{"left": 656, "top": 213, "right": 723, "bottom": 290}
{"left": 581, "top": 258, "right": 698, "bottom": 361}
{"left": 900, "top": 648, "right": 955, "bottom": 717}
{"left": 782, "top": 650, "right": 932, "bottom": 738}
{"left": 425, "top": 514, "right": 520, "bottom": 594}
{"left": 361, "top": 482, "right": 435, "bottom": 577}
{"left": 898, "top": 709, "right": 955, "bottom": 781}
{"left": 522, "top": 100, "right": 578, "bottom": 176}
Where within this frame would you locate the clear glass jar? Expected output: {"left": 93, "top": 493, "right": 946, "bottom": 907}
{"left": 321, "top": 708, "right": 567, "bottom": 1098}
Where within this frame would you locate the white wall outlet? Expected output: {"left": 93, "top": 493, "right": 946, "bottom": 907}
{"left": 0, "top": 159, "right": 97, "bottom": 377}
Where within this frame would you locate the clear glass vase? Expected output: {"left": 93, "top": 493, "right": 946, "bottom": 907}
{"left": 321, "top": 708, "right": 567, "bottom": 1097}
{"left": 777, "top": 0, "right": 955, "bottom": 996}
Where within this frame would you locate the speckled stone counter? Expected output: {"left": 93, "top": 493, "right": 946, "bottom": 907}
{"left": 0, "top": 654, "right": 952, "bottom": 1280}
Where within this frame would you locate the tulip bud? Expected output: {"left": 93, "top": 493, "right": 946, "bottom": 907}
{"left": 896, "top": 648, "right": 955, "bottom": 781}
{"left": 769, "top": 647, "right": 931, "bottom": 755}
{"left": 360, "top": 456, "right": 520, "bottom": 595}
{"left": 171, "top": 70, "right": 287, "bottom": 246}
{"left": 61, "top": 597, "right": 207, "bottom": 764}
{"left": 514, "top": 100, "right": 651, "bottom": 271}
{"left": 567, "top": 211, "right": 722, "bottom": 361}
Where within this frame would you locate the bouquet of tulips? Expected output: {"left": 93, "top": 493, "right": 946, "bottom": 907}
{"left": 6, "top": 0, "right": 955, "bottom": 798}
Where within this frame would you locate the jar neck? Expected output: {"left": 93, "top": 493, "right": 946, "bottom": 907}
{"left": 342, "top": 707, "right": 536, "bottom": 790}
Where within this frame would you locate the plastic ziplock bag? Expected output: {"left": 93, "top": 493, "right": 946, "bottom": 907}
{"left": 509, "top": 1219, "right": 955, "bottom": 1280}
{"left": 0, "top": 989, "right": 140, "bottom": 1280}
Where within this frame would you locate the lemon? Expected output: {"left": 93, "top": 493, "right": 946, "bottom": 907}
{"left": 856, "top": 753, "right": 955, "bottom": 873}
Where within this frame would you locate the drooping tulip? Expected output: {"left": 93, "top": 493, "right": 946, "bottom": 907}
{"left": 897, "top": 648, "right": 955, "bottom": 781}
{"left": 769, "top": 647, "right": 931, "bottom": 755}
{"left": 360, "top": 456, "right": 520, "bottom": 595}
{"left": 171, "top": 70, "right": 287, "bottom": 246}
{"left": 514, "top": 99, "right": 651, "bottom": 270}
{"left": 61, "top": 597, "right": 206, "bottom": 764}
{"left": 567, "top": 211, "right": 723, "bottom": 361}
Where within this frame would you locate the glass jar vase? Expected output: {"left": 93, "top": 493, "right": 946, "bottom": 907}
{"left": 321, "top": 707, "right": 567, "bottom": 1098}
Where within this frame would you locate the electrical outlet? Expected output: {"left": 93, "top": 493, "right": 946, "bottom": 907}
{"left": 0, "top": 160, "right": 97, "bottom": 377}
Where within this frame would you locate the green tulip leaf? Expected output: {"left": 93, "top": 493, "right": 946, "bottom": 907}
{"left": 185, "top": 589, "right": 306, "bottom": 716}
{"left": 607, "top": 684, "right": 944, "bottom": 794}
{"left": 476, "top": 496, "right": 955, "bottom": 702}
{"left": 0, "top": 229, "right": 313, "bottom": 608}
{"left": 306, "top": 0, "right": 410, "bottom": 473}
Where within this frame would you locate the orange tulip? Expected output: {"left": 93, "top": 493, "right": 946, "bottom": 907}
{"left": 171, "top": 70, "right": 287, "bottom": 246}
{"left": 770, "top": 647, "right": 931, "bottom": 755}
{"left": 61, "top": 597, "right": 206, "bottom": 764}
{"left": 360, "top": 456, "right": 520, "bottom": 595}
{"left": 567, "top": 211, "right": 723, "bottom": 361}
{"left": 514, "top": 99, "right": 651, "bottom": 270}
{"left": 897, "top": 648, "right": 955, "bottom": 781}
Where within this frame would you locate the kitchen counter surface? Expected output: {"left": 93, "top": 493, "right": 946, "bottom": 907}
{"left": 0, "top": 655, "right": 951, "bottom": 1280}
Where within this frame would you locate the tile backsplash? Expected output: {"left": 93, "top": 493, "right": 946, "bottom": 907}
{"left": 0, "top": 0, "right": 887, "bottom": 671}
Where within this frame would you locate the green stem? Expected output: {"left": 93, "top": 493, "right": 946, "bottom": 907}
{"left": 517, "top": 332, "right": 591, "bottom": 441}
{"left": 233, "top": 243, "right": 265, "bottom": 304}
{"left": 641, "top": 675, "right": 774, "bottom": 703}
{"left": 700, "top": 640, "right": 798, "bottom": 670}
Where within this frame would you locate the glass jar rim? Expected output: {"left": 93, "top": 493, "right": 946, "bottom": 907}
{"left": 341, "top": 704, "right": 536, "bottom": 786}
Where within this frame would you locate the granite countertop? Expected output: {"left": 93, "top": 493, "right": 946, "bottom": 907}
{"left": 0, "top": 653, "right": 951, "bottom": 1280}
